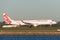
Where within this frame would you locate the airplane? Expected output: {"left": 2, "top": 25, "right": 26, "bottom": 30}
{"left": 3, "top": 13, "right": 57, "bottom": 27}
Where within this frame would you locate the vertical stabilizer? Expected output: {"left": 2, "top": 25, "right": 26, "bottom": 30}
{"left": 3, "top": 13, "right": 12, "bottom": 24}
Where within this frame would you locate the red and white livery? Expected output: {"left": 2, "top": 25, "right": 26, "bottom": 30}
{"left": 3, "top": 13, "right": 57, "bottom": 27}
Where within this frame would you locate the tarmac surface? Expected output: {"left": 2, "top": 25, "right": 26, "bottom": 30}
{"left": 0, "top": 30, "right": 60, "bottom": 36}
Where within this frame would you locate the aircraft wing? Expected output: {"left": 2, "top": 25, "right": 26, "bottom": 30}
{"left": 20, "top": 20, "right": 33, "bottom": 25}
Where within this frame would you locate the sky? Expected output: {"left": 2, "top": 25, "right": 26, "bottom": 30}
{"left": 0, "top": 0, "right": 60, "bottom": 21}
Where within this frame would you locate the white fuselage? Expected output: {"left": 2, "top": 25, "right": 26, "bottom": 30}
{"left": 11, "top": 20, "right": 57, "bottom": 27}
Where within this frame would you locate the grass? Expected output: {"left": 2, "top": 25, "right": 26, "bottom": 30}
{"left": 0, "top": 26, "right": 60, "bottom": 31}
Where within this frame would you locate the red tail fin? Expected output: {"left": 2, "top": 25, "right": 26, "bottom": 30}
{"left": 3, "top": 13, "right": 11, "bottom": 24}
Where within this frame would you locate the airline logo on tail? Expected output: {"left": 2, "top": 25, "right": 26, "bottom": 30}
{"left": 3, "top": 13, "right": 11, "bottom": 24}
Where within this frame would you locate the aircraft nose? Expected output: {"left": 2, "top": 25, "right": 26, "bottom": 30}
{"left": 52, "top": 21, "right": 57, "bottom": 24}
